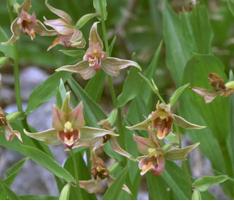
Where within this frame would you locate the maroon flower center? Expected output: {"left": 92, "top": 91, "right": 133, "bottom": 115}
{"left": 153, "top": 116, "right": 173, "bottom": 139}
{"left": 58, "top": 129, "right": 80, "bottom": 149}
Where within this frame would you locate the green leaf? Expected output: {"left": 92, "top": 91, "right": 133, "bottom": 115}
{"left": 192, "top": 188, "right": 202, "bottom": 200}
{"left": 20, "top": 144, "right": 75, "bottom": 183}
{"left": 19, "top": 195, "right": 58, "bottom": 200}
{"left": 181, "top": 54, "right": 233, "bottom": 198}
{"left": 117, "top": 67, "right": 142, "bottom": 108}
{"left": 59, "top": 182, "right": 71, "bottom": 200}
{"left": 109, "top": 108, "right": 118, "bottom": 126}
{"left": 75, "top": 13, "right": 101, "bottom": 29}
{"left": 0, "top": 158, "right": 28, "bottom": 199}
{"left": 146, "top": 173, "right": 170, "bottom": 199}
{"left": 68, "top": 77, "right": 107, "bottom": 127}
{"left": 0, "top": 178, "right": 20, "bottom": 200}
{"left": 0, "top": 57, "right": 8, "bottom": 67}
{"left": 59, "top": 49, "right": 85, "bottom": 58}
{"left": 85, "top": 70, "right": 106, "bottom": 103}
{"left": 0, "top": 27, "right": 14, "bottom": 58}
{"left": 6, "top": 111, "right": 22, "bottom": 122}
{"left": 56, "top": 79, "right": 66, "bottom": 109}
{"left": 93, "top": 0, "right": 107, "bottom": 21}
{"left": 227, "top": 0, "right": 234, "bottom": 16}
{"left": 140, "top": 40, "right": 163, "bottom": 107}
{"left": 180, "top": 5, "right": 213, "bottom": 54}
{"left": 170, "top": 83, "right": 190, "bottom": 107}
{"left": 109, "top": 36, "right": 116, "bottom": 55}
{"left": 192, "top": 175, "right": 229, "bottom": 192}
{"left": 64, "top": 149, "right": 97, "bottom": 200}
{"left": 182, "top": 54, "right": 229, "bottom": 142}
{"left": 102, "top": 162, "right": 129, "bottom": 200}
{"left": 162, "top": 161, "right": 215, "bottom": 200}
{"left": 26, "top": 71, "right": 72, "bottom": 114}
{"left": 163, "top": 0, "right": 191, "bottom": 86}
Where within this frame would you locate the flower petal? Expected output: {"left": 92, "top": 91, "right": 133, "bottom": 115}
{"left": 68, "top": 102, "right": 85, "bottom": 129}
{"left": 79, "top": 127, "right": 118, "bottom": 142}
{"left": 221, "top": 88, "right": 234, "bottom": 97}
{"left": 102, "top": 57, "right": 141, "bottom": 76}
{"left": 44, "top": 18, "right": 74, "bottom": 35}
{"left": 126, "top": 117, "right": 152, "bottom": 131}
{"left": 2, "top": 18, "right": 20, "bottom": 45}
{"left": 79, "top": 178, "right": 102, "bottom": 193}
{"left": 45, "top": 0, "right": 73, "bottom": 24}
{"left": 18, "top": 0, "right": 31, "bottom": 13}
{"left": 52, "top": 105, "right": 67, "bottom": 130}
{"left": 173, "top": 114, "right": 206, "bottom": 130}
{"left": 56, "top": 61, "right": 96, "bottom": 80}
{"left": 61, "top": 92, "right": 73, "bottom": 113}
{"left": 5, "top": 126, "right": 22, "bottom": 142}
{"left": 139, "top": 155, "right": 165, "bottom": 176}
{"left": 73, "top": 137, "right": 103, "bottom": 149}
{"left": 89, "top": 22, "right": 103, "bottom": 48}
{"left": 70, "top": 29, "right": 86, "bottom": 48}
{"left": 24, "top": 128, "right": 60, "bottom": 145}
{"left": 109, "top": 137, "right": 135, "bottom": 160}
{"left": 190, "top": 87, "right": 219, "bottom": 103}
{"left": 133, "top": 134, "right": 156, "bottom": 155}
{"left": 34, "top": 20, "right": 57, "bottom": 36}
{"left": 164, "top": 143, "right": 200, "bottom": 161}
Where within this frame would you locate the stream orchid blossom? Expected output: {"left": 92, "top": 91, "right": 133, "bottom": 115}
{"left": 2, "top": 0, "right": 56, "bottom": 45}
{"left": 56, "top": 22, "right": 141, "bottom": 80}
{"left": 127, "top": 102, "right": 205, "bottom": 140}
{"left": 44, "top": 0, "right": 85, "bottom": 50}
{"left": 24, "top": 92, "right": 117, "bottom": 149}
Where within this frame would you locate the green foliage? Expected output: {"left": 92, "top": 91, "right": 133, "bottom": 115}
{"left": 20, "top": 144, "right": 75, "bottom": 183}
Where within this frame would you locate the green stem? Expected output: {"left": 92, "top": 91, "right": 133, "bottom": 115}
{"left": 175, "top": 124, "right": 192, "bottom": 192}
{"left": 70, "top": 149, "right": 83, "bottom": 200}
{"left": 155, "top": 92, "right": 166, "bottom": 104}
{"left": 98, "top": 0, "right": 127, "bottom": 166}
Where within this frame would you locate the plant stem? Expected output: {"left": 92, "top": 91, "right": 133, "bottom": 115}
{"left": 98, "top": 0, "right": 127, "bottom": 165}
{"left": 7, "top": 0, "right": 30, "bottom": 130}
{"left": 175, "top": 124, "right": 192, "bottom": 192}
{"left": 155, "top": 92, "right": 166, "bottom": 104}
{"left": 70, "top": 149, "right": 83, "bottom": 200}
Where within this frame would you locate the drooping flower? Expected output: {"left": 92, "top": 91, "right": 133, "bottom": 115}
{"left": 24, "top": 92, "right": 117, "bottom": 149}
{"left": 190, "top": 72, "right": 234, "bottom": 103}
{"left": 44, "top": 0, "right": 85, "bottom": 50}
{"left": 73, "top": 117, "right": 135, "bottom": 160}
{"left": 0, "top": 107, "right": 22, "bottom": 142}
{"left": 134, "top": 129, "right": 199, "bottom": 176}
{"left": 2, "top": 0, "right": 56, "bottom": 45}
{"left": 127, "top": 102, "right": 205, "bottom": 140}
{"left": 79, "top": 148, "right": 131, "bottom": 194}
{"left": 56, "top": 22, "right": 141, "bottom": 80}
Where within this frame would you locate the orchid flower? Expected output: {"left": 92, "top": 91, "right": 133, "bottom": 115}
{"left": 79, "top": 148, "right": 131, "bottom": 194}
{"left": 134, "top": 129, "right": 199, "bottom": 176}
{"left": 190, "top": 72, "right": 234, "bottom": 103}
{"left": 73, "top": 118, "right": 135, "bottom": 160}
{"left": 24, "top": 92, "right": 117, "bottom": 149}
{"left": 44, "top": 0, "right": 85, "bottom": 50}
{"left": 0, "top": 107, "right": 22, "bottom": 142}
{"left": 127, "top": 102, "right": 205, "bottom": 140}
{"left": 2, "top": 0, "right": 56, "bottom": 45}
{"left": 56, "top": 22, "right": 141, "bottom": 80}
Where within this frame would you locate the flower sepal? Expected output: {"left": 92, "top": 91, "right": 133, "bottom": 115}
{"left": 164, "top": 143, "right": 200, "bottom": 161}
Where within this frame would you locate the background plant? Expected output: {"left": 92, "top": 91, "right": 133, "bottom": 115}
{"left": 0, "top": 0, "right": 234, "bottom": 200}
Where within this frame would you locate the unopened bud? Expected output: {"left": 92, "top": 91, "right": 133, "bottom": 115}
{"left": 225, "top": 81, "right": 234, "bottom": 89}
